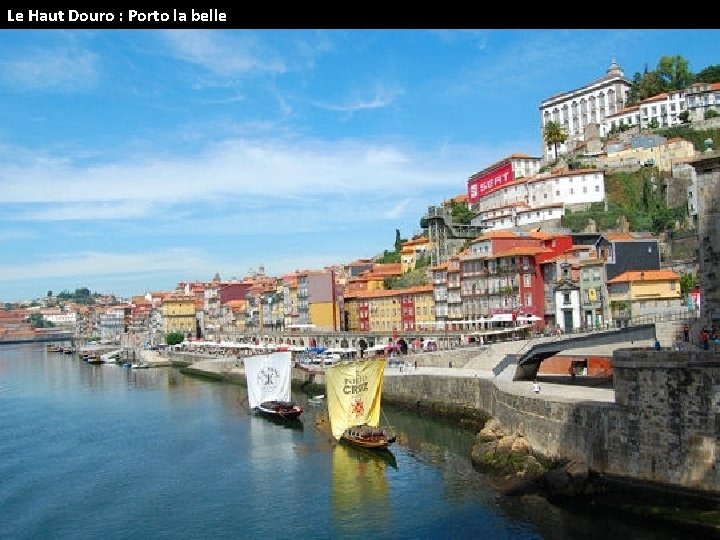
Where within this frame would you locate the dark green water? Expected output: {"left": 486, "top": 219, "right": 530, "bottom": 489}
{"left": 0, "top": 343, "right": 697, "bottom": 539}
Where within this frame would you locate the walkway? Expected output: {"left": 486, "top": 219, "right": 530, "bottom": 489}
{"left": 385, "top": 365, "right": 616, "bottom": 404}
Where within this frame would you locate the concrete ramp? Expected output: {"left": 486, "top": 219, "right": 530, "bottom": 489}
{"left": 493, "top": 354, "right": 519, "bottom": 380}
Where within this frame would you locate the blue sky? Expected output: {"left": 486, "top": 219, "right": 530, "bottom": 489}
{"left": 0, "top": 29, "right": 718, "bottom": 302}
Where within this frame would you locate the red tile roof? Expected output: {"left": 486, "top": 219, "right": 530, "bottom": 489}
{"left": 607, "top": 270, "right": 680, "bottom": 284}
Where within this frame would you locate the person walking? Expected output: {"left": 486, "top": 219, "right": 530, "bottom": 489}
{"left": 700, "top": 328, "right": 710, "bottom": 351}
{"left": 683, "top": 324, "right": 689, "bottom": 342}
{"left": 532, "top": 380, "right": 541, "bottom": 394}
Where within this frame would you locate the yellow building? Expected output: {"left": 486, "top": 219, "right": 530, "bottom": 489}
{"left": 400, "top": 236, "right": 430, "bottom": 273}
{"left": 343, "top": 285, "right": 435, "bottom": 333}
{"left": 606, "top": 269, "right": 682, "bottom": 321}
{"left": 604, "top": 137, "right": 695, "bottom": 172}
{"left": 161, "top": 295, "right": 197, "bottom": 337}
{"left": 343, "top": 296, "right": 361, "bottom": 332}
{"left": 309, "top": 302, "right": 336, "bottom": 330}
{"left": 405, "top": 285, "right": 435, "bottom": 331}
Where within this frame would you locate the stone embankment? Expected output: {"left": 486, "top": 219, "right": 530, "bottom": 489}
{"left": 164, "top": 348, "right": 720, "bottom": 504}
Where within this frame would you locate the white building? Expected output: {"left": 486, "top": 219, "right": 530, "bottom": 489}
{"left": 685, "top": 81, "right": 720, "bottom": 122}
{"left": 98, "top": 307, "right": 127, "bottom": 343}
{"left": 470, "top": 169, "right": 605, "bottom": 231}
{"left": 638, "top": 91, "right": 686, "bottom": 130}
{"left": 540, "top": 59, "right": 631, "bottom": 161}
{"left": 554, "top": 281, "right": 581, "bottom": 332}
{"left": 467, "top": 154, "right": 542, "bottom": 214}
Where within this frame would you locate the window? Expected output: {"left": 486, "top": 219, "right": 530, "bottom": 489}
{"left": 595, "top": 185, "right": 600, "bottom": 192}
{"left": 524, "top": 293, "right": 532, "bottom": 306}
{"left": 583, "top": 186, "right": 587, "bottom": 193}
{"left": 524, "top": 274, "right": 531, "bottom": 286}
{"left": 556, "top": 190, "right": 560, "bottom": 196}
{"left": 563, "top": 293, "right": 571, "bottom": 305}
{"left": 570, "top": 188, "right": 574, "bottom": 194}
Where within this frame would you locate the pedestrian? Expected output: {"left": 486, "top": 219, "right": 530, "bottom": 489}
{"left": 683, "top": 324, "right": 689, "bottom": 342}
{"left": 654, "top": 339, "right": 662, "bottom": 351}
{"left": 700, "top": 328, "right": 710, "bottom": 351}
{"left": 532, "top": 380, "right": 541, "bottom": 394}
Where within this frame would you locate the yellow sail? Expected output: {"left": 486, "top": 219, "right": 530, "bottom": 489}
{"left": 326, "top": 358, "right": 385, "bottom": 440}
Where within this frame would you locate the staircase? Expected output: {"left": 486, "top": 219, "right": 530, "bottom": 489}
{"left": 463, "top": 337, "right": 554, "bottom": 372}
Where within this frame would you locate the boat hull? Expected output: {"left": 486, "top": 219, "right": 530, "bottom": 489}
{"left": 341, "top": 424, "right": 395, "bottom": 450}
{"left": 255, "top": 401, "right": 303, "bottom": 420}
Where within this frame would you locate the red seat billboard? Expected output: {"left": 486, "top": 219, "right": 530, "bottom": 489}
{"left": 467, "top": 162, "right": 514, "bottom": 203}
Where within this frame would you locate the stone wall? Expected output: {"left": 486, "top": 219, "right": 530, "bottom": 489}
{"left": 609, "top": 349, "right": 719, "bottom": 492}
{"left": 692, "top": 151, "right": 720, "bottom": 326}
{"left": 383, "top": 349, "right": 720, "bottom": 494}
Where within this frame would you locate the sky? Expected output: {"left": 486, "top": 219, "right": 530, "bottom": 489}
{"left": 0, "top": 29, "right": 718, "bottom": 302}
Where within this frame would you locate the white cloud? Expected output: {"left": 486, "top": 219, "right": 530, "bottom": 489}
{"left": 311, "top": 84, "right": 404, "bottom": 112}
{"left": 0, "top": 248, "right": 206, "bottom": 281}
{"left": 161, "top": 30, "right": 285, "bottom": 76}
{"left": 0, "top": 47, "right": 98, "bottom": 90}
{"left": 0, "top": 136, "right": 483, "bottom": 214}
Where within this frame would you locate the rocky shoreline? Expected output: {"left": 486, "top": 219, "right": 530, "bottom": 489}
{"left": 468, "top": 417, "right": 720, "bottom": 535}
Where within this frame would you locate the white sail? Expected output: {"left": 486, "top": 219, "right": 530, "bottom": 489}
{"left": 244, "top": 351, "right": 292, "bottom": 409}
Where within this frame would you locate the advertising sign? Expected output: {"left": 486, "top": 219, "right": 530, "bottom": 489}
{"left": 468, "top": 162, "right": 514, "bottom": 202}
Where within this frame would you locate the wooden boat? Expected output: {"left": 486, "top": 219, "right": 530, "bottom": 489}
{"left": 256, "top": 400, "right": 303, "bottom": 420}
{"left": 341, "top": 423, "right": 396, "bottom": 450}
{"left": 325, "top": 357, "right": 396, "bottom": 451}
{"left": 244, "top": 351, "right": 303, "bottom": 423}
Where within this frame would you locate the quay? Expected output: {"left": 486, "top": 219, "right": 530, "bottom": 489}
{"left": 161, "top": 336, "right": 720, "bottom": 503}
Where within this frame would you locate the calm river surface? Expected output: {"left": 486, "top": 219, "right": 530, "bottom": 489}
{"left": 0, "top": 343, "right": 695, "bottom": 539}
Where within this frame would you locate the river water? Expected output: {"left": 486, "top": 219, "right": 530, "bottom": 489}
{"left": 0, "top": 343, "right": 696, "bottom": 539}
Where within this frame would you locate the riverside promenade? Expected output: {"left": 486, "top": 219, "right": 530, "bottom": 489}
{"left": 164, "top": 341, "right": 720, "bottom": 502}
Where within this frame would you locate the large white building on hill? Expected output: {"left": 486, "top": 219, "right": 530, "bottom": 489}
{"left": 539, "top": 59, "right": 631, "bottom": 161}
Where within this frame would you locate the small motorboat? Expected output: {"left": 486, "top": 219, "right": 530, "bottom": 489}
{"left": 308, "top": 394, "right": 325, "bottom": 405}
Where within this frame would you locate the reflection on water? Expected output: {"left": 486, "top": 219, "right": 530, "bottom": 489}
{"left": 332, "top": 442, "right": 395, "bottom": 537}
{"left": 0, "top": 344, "right": 708, "bottom": 540}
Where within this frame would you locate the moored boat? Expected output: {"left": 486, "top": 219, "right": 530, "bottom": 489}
{"left": 256, "top": 400, "right": 303, "bottom": 420}
{"left": 244, "top": 351, "right": 303, "bottom": 423}
{"left": 325, "top": 357, "right": 396, "bottom": 451}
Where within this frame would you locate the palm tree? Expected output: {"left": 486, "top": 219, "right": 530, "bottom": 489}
{"left": 543, "top": 121, "right": 567, "bottom": 161}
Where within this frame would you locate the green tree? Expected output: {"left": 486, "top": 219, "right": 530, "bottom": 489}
{"left": 679, "top": 110, "right": 690, "bottom": 123}
{"left": 680, "top": 272, "right": 697, "bottom": 294}
{"left": 376, "top": 249, "right": 400, "bottom": 264}
{"left": 694, "top": 64, "right": 720, "bottom": 83}
{"left": 543, "top": 121, "right": 567, "bottom": 160}
{"left": 626, "top": 68, "right": 667, "bottom": 106}
{"left": 28, "top": 312, "right": 54, "bottom": 328}
{"left": 657, "top": 55, "right": 693, "bottom": 90}
{"left": 705, "top": 109, "right": 720, "bottom": 120}
{"left": 166, "top": 331, "right": 185, "bottom": 346}
{"left": 449, "top": 200, "right": 473, "bottom": 224}
{"left": 394, "top": 229, "right": 403, "bottom": 254}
